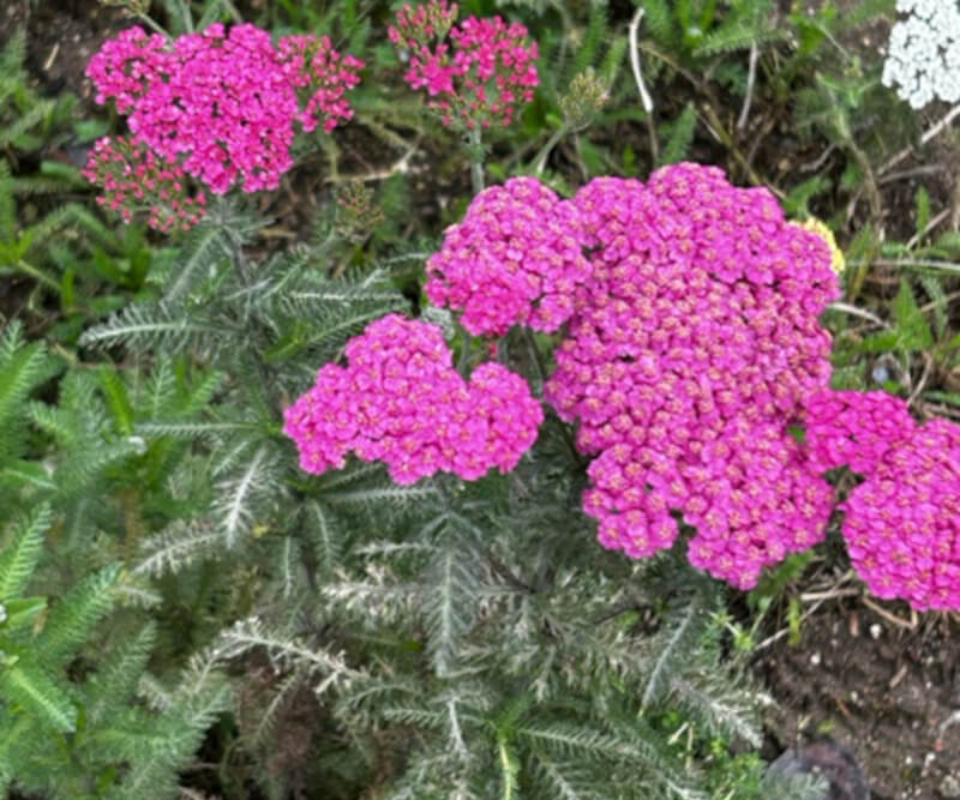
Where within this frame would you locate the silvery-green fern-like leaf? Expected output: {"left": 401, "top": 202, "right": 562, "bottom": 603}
{"left": 0, "top": 503, "right": 50, "bottom": 599}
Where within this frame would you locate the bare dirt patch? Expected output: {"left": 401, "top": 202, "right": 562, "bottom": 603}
{"left": 758, "top": 602, "right": 960, "bottom": 799}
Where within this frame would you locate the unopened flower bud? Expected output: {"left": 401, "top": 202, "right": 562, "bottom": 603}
{"left": 335, "top": 181, "right": 385, "bottom": 244}
{"left": 559, "top": 68, "right": 609, "bottom": 131}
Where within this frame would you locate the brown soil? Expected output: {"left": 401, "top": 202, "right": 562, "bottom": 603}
{"left": 0, "top": 0, "right": 128, "bottom": 110}
{"left": 758, "top": 601, "right": 960, "bottom": 799}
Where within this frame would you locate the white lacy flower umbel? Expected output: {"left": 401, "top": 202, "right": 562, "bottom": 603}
{"left": 882, "top": 0, "right": 960, "bottom": 109}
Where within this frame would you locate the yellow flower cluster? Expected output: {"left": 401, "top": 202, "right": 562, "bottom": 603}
{"left": 793, "top": 218, "right": 845, "bottom": 276}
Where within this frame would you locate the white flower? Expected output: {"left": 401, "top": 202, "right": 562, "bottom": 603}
{"left": 883, "top": 0, "right": 960, "bottom": 109}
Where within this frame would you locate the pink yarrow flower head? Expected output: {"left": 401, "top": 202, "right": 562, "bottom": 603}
{"left": 426, "top": 177, "right": 591, "bottom": 336}
{"left": 544, "top": 162, "right": 840, "bottom": 589}
{"left": 389, "top": 0, "right": 539, "bottom": 130}
{"left": 82, "top": 135, "right": 207, "bottom": 232}
{"left": 841, "top": 417, "right": 960, "bottom": 611}
{"left": 802, "top": 389, "right": 917, "bottom": 476}
{"left": 86, "top": 23, "right": 363, "bottom": 195}
{"left": 277, "top": 34, "right": 364, "bottom": 134}
{"left": 283, "top": 314, "right": 543, "bottom": 485}
{"left": 586, "top": 417, "right": 833, "bottom": 590}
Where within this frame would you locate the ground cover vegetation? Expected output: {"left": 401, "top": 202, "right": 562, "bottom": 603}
{"left": 2, "top": 0, "right": 960, "bottom": 797}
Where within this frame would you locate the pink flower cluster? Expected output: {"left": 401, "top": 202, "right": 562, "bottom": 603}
{"left": 840, "top": 414, "right": 960, "bottom": 610}
{"left": 277, "top": 35, "right": 364, "bottom": 134}
{"left": 389, "top": 1, "right": 539, "bottom": 129}
{"left": 86, "top": 24, "right": 363, "bottom": 195}
{"left": 584, "top": 419, "right": 834, "bottom": 590}
{"left": 283, "top": 314, "right": 543, "bottom": 485}
{"left": 800, "top": 389, "right": 960, "bottom": 611}
{"left": 542, "top": 163, "right": 841, "bottom": 588}
{"left": 802, "top": 389, "right": 917, "bottom": 476}
{"left": 423, "top": 163, "right": 960, "bottom": 607}
{"left": 425, "top": 178, "right": 590, "bottom": 336}
{"left": 81, "top": 136, "right": 207, "bottom": 232}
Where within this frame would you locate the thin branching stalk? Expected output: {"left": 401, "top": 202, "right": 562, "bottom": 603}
{"left": 219, "top": 0, "right": 244, "bottom": 22}
{"left": 178, "top": 0, "right": 194, "bottom": 33}
{"left": 880, "top": 103, "right": 960, "bottom": 176}
{"left": 628, "top": 7, "right": 659, "bottom": 164}
{"left": 826, "top": 302, "right": 890, "bottom": 328}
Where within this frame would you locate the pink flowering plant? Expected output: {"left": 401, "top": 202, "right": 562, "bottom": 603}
{"left": 275, "top": 158, "right": 960, "bottom": 612}
{"left": 83, "top": 18, "right": 363, "bottom": 228}
{"left": 62, "top": 3, "right": 960, "bottom": 795}
{"left": 389, "top": 0, "right": 539, "bottom": 132}
{"left": 388, "top": 0, "right": 539, "bottom": 193}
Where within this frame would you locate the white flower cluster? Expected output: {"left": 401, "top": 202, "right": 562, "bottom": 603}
{"left": 882, "top": 0, "right": 960, "bottom": 109}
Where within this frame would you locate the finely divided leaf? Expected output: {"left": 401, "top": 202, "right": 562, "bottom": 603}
{"left": 0, "top": 503, "right": 50, "bottom": 600}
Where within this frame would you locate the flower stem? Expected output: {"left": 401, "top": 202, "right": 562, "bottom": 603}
{"left": 456, "top": 322, "right": 473, "bottom": 375}
{"left": 223, "top": 225, "right": 283, "bottom": 419}
{"left": 179, "top": 0, "right": 194, "bottom": 33}
{"left": 135, "top": 12, "right": 172, "bottom": 40}
{"left": 15, "top": 259, "right": 61, "bottom": 294}
{"left": 219, "top": 0, "right": 244, "bottom": 22}
{"left": 533, "top": 125, "right": 569, "bottom": 175}
{"left": 468, "top": 126, "right": 485, "bottom": 195}
{"left": 521, "top": 328, "right": 546, "bottom": 396}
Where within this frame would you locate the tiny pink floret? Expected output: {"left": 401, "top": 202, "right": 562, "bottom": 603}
{"left": 803, "top": 389, "right": 917, "bottom": 476}
{"left": 82, "top": 136, "right": 207, "bottom": 232}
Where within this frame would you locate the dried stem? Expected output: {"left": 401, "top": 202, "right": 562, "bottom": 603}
{"left": 879, "top": 103, "right": 960, "bottom": 177}
{"left": 736, "top": 42, "right": 759, "bottom": 132}
{"left": 628, "top": 7, "right": 659, "bottom": 164}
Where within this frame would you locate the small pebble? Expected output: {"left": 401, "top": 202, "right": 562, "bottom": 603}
{"left": 767, "top": 740, "right": 869, "bottom": 800}
{"left": 940, "top": 774, "right": 960, "bottom": 798}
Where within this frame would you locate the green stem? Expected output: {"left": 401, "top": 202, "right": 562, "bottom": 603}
{"left": 523, "top": 328, "right": 582, "bottom": 466}
{"left": 468, "top": 126, "right": 485, "bottom": 195}
{"left": 180, "top": 0, "right": 194, "bottom": 33}
{"left": 15, "top": 259, "right": 61, "bottom": 293}
{"left": 219, "top": 0, "right": 244, "bottom": 22}
{"left": 135, "top": 12, "right": 172, "bottom": 40}
{"left": 521, "top": 328, "right": 546, "bottom": 396}
{"left": 532, "top": 125, "right": 569, "bottom": 175}
{"left": 456, "top": 322, "right": 473, "bottom": 375}
{"left": 223, "top": 227, "right": 283, "bottom": 419}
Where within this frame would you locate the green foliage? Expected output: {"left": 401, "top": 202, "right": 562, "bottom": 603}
{"left": 0, "top": 316, "right": 238, "bottom": 798}
{"left": 658, "top": 103, "right": 697, "bottom": 166}
{"left": 0, "top": 503, "right": 230, "bottom": 799}
{"left": 0, "top": 30, "right": 76, "bottom": 153}
{"left": 0, "top": 28, "right": 169, "bottom": 335}
{"left": 3, "top": 0, "right": 929, "bottom": 796}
